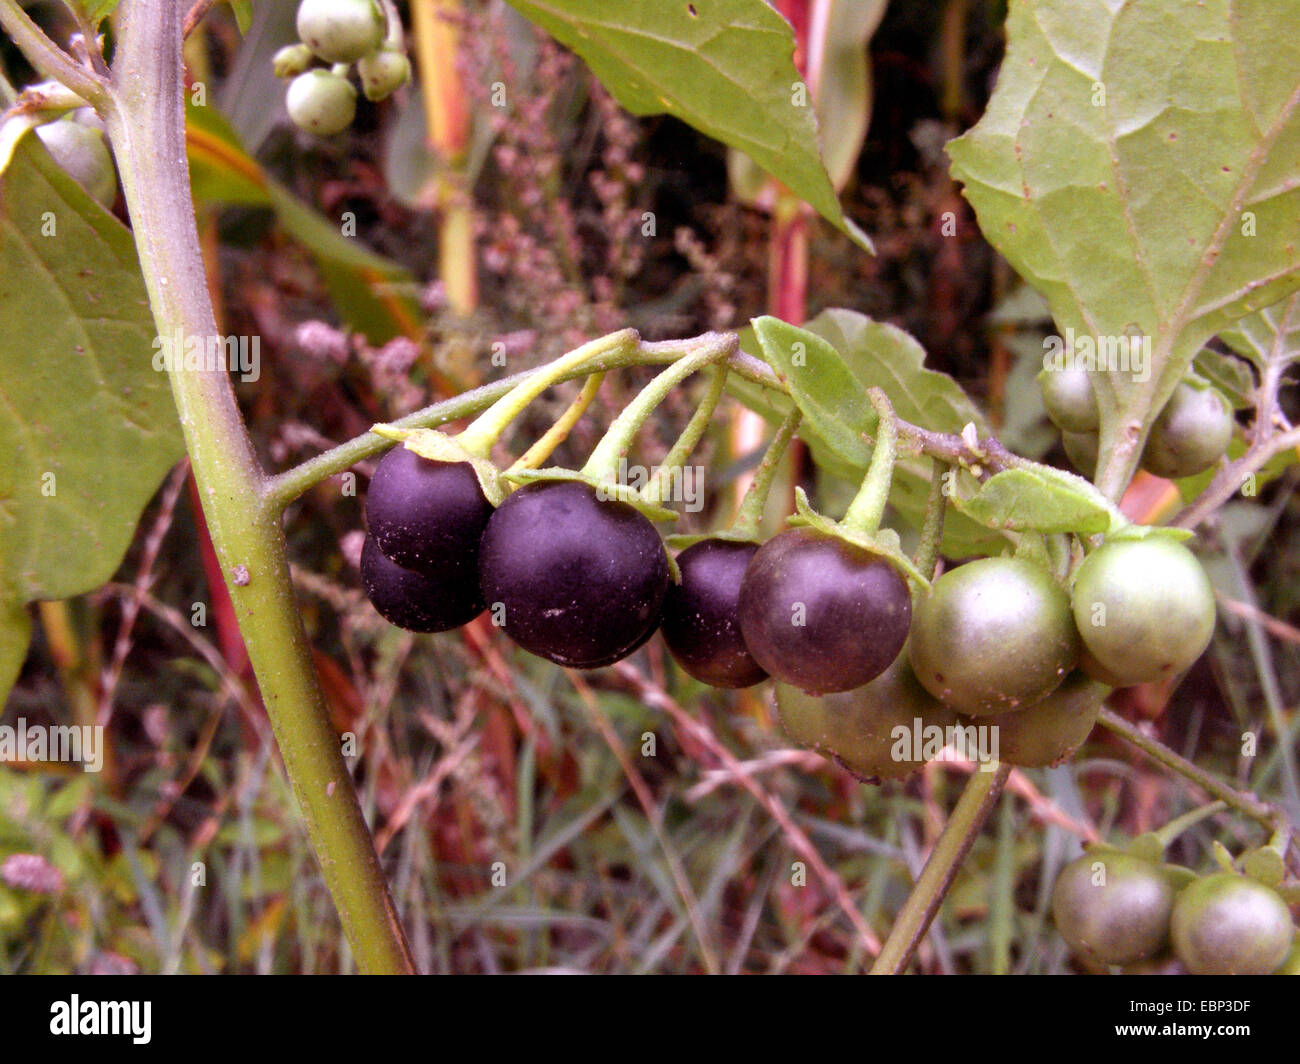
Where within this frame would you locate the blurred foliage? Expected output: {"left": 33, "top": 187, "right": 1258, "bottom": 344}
{"left": 0, "top": 0, "right": 1297, "bottom": 974}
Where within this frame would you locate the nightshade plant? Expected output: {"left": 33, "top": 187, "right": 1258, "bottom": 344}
{"left": 0, "top": 0, "right": 1297, "bottom": 975}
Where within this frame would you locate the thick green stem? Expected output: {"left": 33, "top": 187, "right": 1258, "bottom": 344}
{"left": 731, "top": 406, "right": 801, "bottom": 539}
{"left": 841, "top": 389, "right": 898, "bottom": 536}
{"left": 869, "top": 763, "right": 1011, "bottom": 975}
{"left": 107, "top": 0, "right": 412, "bottom": 974}
{"left": 642, "top": 365, "right": 727, "bottom": 505}
{"left": 581, "top": 333, "right": 736, "bottom": 482}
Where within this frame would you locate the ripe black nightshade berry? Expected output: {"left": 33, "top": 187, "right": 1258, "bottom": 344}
{"left": 477, "top": 480, "right": 670, "bottom": 668}
{"left": 365, "top": 446, "right": 494, "bottom": 578}
{"left": 737, "top": 528, "right": 912, "bottom": 696}
{"left": 661, "top": 539, "right": 767, "bottom": 689}
{"left": 360, "top": 535, "right": 484, "bottom": 632}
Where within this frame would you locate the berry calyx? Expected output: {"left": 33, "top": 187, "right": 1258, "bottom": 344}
{"left": 286, "top": 69, "right": 358, "bottom": 136}
{"left": 296, "top": 0, "right": 385, "bottom": 64}
{"left": 737, "top": 527, "right": 912, "bottom": 696}
{"left": 661, "top": 538, "right": 767, "bottom": 689}
{"left": 477, "top": 480, "right": 670, "bottom": 668}
{"left": 360, "top": 535, "right": 483, "bottom": 632}
{"left": 909, "top": 557, "right": 1079, "bottom": 715}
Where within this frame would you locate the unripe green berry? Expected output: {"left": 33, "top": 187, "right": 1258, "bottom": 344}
{"left": 357, "top": 48, "right": 411, "bottom": 101}
{"left": 286, "top": 70, "right": 358, "bottom": 136}
{"left": 35, "top": 119, "right": 116, "bottom": 208}
{"left": 296, "top": 0, "right": 385, "bottom": 65}
{"left": 273, "top": 42, "right": 315, "bottom": 78}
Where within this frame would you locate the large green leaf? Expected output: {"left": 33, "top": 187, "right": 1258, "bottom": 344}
{"left": 947, "top": 0, "right": 1300, "bottom": 493}
{"left": 505, "top": 0, "right": 869, "bottom": 249}
{"left": 0, "top": 139, "right": 185, "bottom": 695}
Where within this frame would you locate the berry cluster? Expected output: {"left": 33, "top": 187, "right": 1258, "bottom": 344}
{"left": 360, "top": 427, "right": 1219, "bottom": 791}
{"left": 1041, "top": 366, "right": 1234, "bottom": 481}
{"left": 274, "top": 0, "right": 411, "bottom": 137}
{"left": 1052, "top": 850, "right": 1297, "bottom": 974}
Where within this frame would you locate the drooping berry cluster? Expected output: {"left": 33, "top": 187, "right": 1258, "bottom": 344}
{"left": 274, "top": 0, "right": 412, "bottom": 137}
{"left": 1052, "top": 851, "right": 1296, "bottom": 974}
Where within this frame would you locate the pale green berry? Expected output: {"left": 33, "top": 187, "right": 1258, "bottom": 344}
{"left": 286, "top": 70, "right": 358, "bottom": 137}
{"left": 35, "top": 119, "right": 117, "bottom": 208}
{"left": 357, "top": 48, "right": 411, "bottom": 101}
{"left": 296, "top": 0, "right": 385, "bottom": 65}
{"left": 273, "top": 43, "right": 315, "bottom": 78}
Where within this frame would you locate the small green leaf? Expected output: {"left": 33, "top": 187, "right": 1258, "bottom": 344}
{"left": 505, "top": 0, "right": 870, "bottom": 250}
{"left": 957, "top": 468, "right": 1113, "bottom": 535}
{"left": 1240, "top": 846, "right": 1286, "bottom": 888}
{"left": 751, "top": 315, "right": 873, "bottom": 467}
{"left": 1193, "top": 348, "right": 1256, "bottom": 409}
{"left": 230, "top": 0, "right": 253, "bottom": 34}
{"left": 79, "top": 0, "right": 120, "bottom": 23}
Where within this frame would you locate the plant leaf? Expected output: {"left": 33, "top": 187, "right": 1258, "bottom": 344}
{"left": 0, "top": 140, "right": 184, "bottom": 604}
{"left": 1218, "top": 290, "right": 1300, "bottom": 372}
{"left": 947, "top": 0, "right": 1300, "bottom": 494}
{"left": 955, "top": 469, "right": 1112, "bottom": 535}
{"left": 744, "top": 310, "right": 1005, "bottom": 558}
{"left": 505, "top": 0, "right": 870, "bottom": 250}
{"left": 0, "top": 593, "right": 30, "bottom": 708}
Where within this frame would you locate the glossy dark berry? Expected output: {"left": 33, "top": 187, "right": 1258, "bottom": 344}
{"left": 365, "top": 446, "right": 494, "bottom": 579}
{"left": 360, "top": 535, "right": 484, "bottom": 632}
{"left": 737, "top": 528, "right": 912, "bottom": 696}
{"left": 477, "top": 481, "right": 670, "bottom": 668}
{"left": 1052, "top": 850, "right": 1176, "bottom": 966}
{"left": 661, "top": 539, "right": 767, "bottom": 689}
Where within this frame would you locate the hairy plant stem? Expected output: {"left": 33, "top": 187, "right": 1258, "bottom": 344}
{"left": 1097, "top": 709, "right": 1285, "bottom": 834}
{"left": 870, "top": 763, "right": 1011, "bottom": 974}
{"left": 0, "top": 0, "right": 107, "bottom": 107}
{"left": 107, "top": 0, "right": 412, "bottom": 974}
{"left": 914, "top": 460, "right": 949, "bottom": 580}
{"left": 642, "top": 365, "right": 727, "bottom": 505}
{"left": 730, "top": 406, "right": 801, "bottom": 539}
{"left": 841, "top": 389, "right": 898, "bottom": 536}
{"left": 510, "top": 372, "right": 604, "bottom": 472}
{"left": 581, "top": 333, "right": 737, "bottom": 482}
